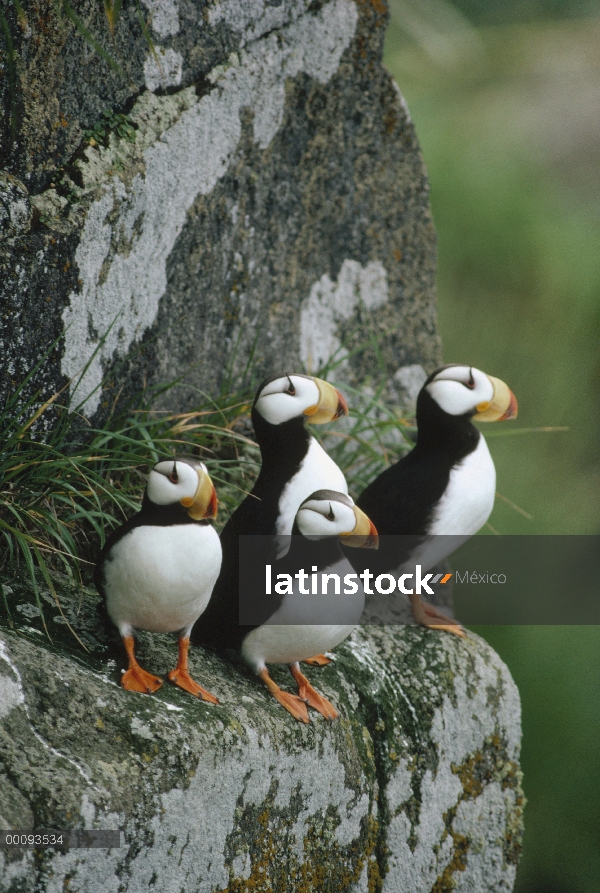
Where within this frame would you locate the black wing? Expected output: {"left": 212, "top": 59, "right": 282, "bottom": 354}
{"left": 346, "top": 449, "right": 450, "bottom": 574}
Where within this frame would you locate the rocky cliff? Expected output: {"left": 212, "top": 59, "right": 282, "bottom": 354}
{"left": 1, "top": 0, "right": 439, "bottom": 420}
{"left": 0, "top": 2, "right": 523, "bottom": 889}
{"left": 0, "top": 575, "right": 523, "bottom": 892}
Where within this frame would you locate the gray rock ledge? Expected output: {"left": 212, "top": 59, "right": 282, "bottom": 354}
{"left": 0, "top": 578, "right": 523, "bottom": 893}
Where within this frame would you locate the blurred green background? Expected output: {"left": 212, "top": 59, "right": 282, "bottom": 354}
{"left": 384, "top": 2, "right": 600, "bottom": 891}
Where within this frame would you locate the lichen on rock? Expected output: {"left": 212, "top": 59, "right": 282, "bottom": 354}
{"left": 1, "top": 0, "right": 440, "bottom": 421}
{"left": 0, "top": 575, "right": 522, "bottom": 892}
{"left": 0, "top": 173, "right": 31, "bottom": 241}
{"left": 59, "top": 0, "right": 359, "bottom": 414}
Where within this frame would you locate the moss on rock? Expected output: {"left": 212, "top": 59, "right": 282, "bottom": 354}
{"left": 0, "top": 574, "right": 522, "bottom": 892}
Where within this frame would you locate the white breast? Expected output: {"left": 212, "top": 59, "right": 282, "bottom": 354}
{"left": 429, "top": 435, "right": 496, "bottom": 536}
{"left": 276, "top": 437, "right": 348, "bottom": 537}
{"left": 104, "top": 524, "right": 222, "bottom": 636}
{"left": 242, "top": 624, "right": 356, "bottom": 671}
{"left": 241, "top": 555, "right": 363, "bottom": 670}
{"left": 397, "top": 437, "right": 496, "bottom": 574}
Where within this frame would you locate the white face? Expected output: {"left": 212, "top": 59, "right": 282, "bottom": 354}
{"left": 296, "top": 492, "right": 357, "bottom": 538}
{"left": 254, "top": 374, "right": 321, "bottom": 425}
{"left": 426, "top": 366, "right": 494, "bottom": 417}
{"left": 146, "top": 459, "right": 204, "bottom": 506}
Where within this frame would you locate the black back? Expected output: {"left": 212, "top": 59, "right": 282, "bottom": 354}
{"left": 191, "top": 408, "right": 314, "bottom": 651}
{"left": 350, "top": 385, "right": 481, "bottom": 573}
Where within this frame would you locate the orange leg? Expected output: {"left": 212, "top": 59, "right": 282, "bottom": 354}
{"left": 121, "top": 636, "right": 163, "bottom": 693}
{"left": 409, "top": 594, "right": 465, "bottom": 638}
{"left": 258, "top": 668, "right": 310, "bottom": 723}
{"left": 168, "top": 637, "right": 219, "bottom": 703}
{"left": 303, "top": 654, "right": 332, "bottom": 666}
{"left": 289, "top": 664, "right": 338, "bottom": 720}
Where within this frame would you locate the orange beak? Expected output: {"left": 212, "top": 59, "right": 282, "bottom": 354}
{"left": 204, "top": 482, "right": 219, "bottom": 520}
{"left": 180, "top": 470, "right": 218, "bottom": 520}
{"left": 341, "top": 507, "right": 379, "bottom": 549}
{"left": 499, "top": 390, "right": 518, "bottom": 420}
{"left": 474, "top": 375, "right": 518, "bottom": 422}
{"left": 363, "top": 518, "right": 379, "bottom": 550}
{"left": 304, "top": 378, "right": 349, "bottom": 425}
{"left": 333, "top": 388, "right": 348, "bottom": 420}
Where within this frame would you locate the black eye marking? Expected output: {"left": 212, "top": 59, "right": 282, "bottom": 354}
{"left": 285, "top": 374, "right": 296, "bottom": 396}
{"left": 326, "top": 503, "right": 335, "bottom": 521}
{"left": 466, "top": 367, "right": 475, "bottom": 390}
{"left": 169, "top": 460, "right": 179, "bottom": 484}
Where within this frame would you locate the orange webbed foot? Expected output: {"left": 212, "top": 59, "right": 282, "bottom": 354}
{"left": 411, "top": 598, "right": 465, "bottom": 638}
{"left": 167, "top": 636, "right": 219, "bottom": 702}
{"left": 424, "top": 621, "right": 465, "bottom": 638}
{"left": 271, "top": 688, "right": 311, "bottom": 723}
{"left": 290, "top": 664, "right": 338, "bottom": 720}
{"left": 121, "top": 635, "right": 163, "bottom": 693}
{"left": 303, "top": 654, "right": 332, "bottom": 666}
{"left": 168, "top": 667, "right": 219, "bottom": 703}
{"left": 121, "top": 665, "right": 163, "bottom": 694}
{"left": 258, "top": 668, "right": 310, "bottom": 723}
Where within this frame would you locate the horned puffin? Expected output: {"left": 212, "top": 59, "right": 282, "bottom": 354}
{"left": 95, "top": 458, "right": 221, "bottom": 700}
{"left": 352, "top": 365, "right": 518, "bottom": 635}
{"left": 192, "top": 373, "right": 349, "bottom": 653}
{"left": 238, "top": 490, "right": 377, "bottom": 723}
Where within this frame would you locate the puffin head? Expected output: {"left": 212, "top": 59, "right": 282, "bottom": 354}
{"left": 423, "top": 365, "right": 518, "bottom": 422}
{"left": 253, "top": 373, "right": 348, "bottom": 426}
{"left": 296, "top": 490, "right": 378, "bottom": 549}
{"left": 146, "top": 458, "right": 218, "bottom": 520}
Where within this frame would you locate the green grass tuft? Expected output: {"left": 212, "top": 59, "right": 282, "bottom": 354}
{"left": 1, "top": 327, "right": 425, "bottom": 648}
{"left": 60, "top": 0, "right": 128, "bottom": 81}
{"left": 0, "top": 365, "right": 260, "bottom": 637}
{"left": 0, "top": 6, "right": 18, "bottom": 145}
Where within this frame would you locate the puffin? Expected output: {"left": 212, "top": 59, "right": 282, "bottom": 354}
{"left": 192, "top": 373, "right": 349, "bottom": 655}
{"left": 95, "top": 458, "right": 221, "bottom": 700}
{"left": 351, "top": 364, "right": 518, "bottom": 635}
{"left": 235, "top": 490, "right": 377, "bottom": 723}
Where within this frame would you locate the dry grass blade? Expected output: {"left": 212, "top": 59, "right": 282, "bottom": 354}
{"left": 61, "top": 0, "right": 127, "bottom": 80}
{"left": 103, "top": 0, "right": 122, "bottom": 37}
{"left": 495, "top": 491, "right": 534, "bottom": 520}
{"left": 484, "top": 426, "right": 570, "bottom": 437}
{"left": 19, "top": 382, "right": 71, "bottom": 437}
{"left": 11, "top": 0, "right": 28, "bottom": 30}
{"left": 32, "top": 543, "right": 89, "bottom": 652}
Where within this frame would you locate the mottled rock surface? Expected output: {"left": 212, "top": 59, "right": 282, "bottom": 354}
{"left": 1, "top": 3, "right": 523, "bottom": 890}
{"left": 0, "top": 577, "right": 523, "bottom": 892}
{"left": 0, "top": 0, "right": 439, "bottom": 420}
